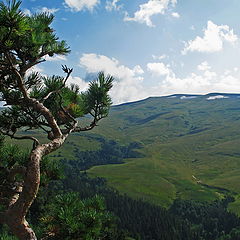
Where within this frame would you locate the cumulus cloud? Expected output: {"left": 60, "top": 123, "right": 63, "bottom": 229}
{"left": 133, "top": 65, "right": 144, "bottom": 75}
{"left": 44, "top": 55, "right": 67, "bottom": 62}
{"left": 67, "top": 76, "right": 89, "bottom": 91}
{"left": 37, "top": 7, "right": 59, "bottom": 14}
{"left": 23, "top": 7, "right": 59, "bottom": 16}
{"left": 124, "top": 0, "right": 177, "bottom": 27}
{"left": 171, "top": 12, "right": 180, "bottom": 18}
{"left": 77, "top": 54, "right": 240, "bottom": 104}
{"left": 152, "top": 54, "right": 167, "bottom": 60}
{"left": 224, "top": 70, "right": 231, "bottom": 75}
{"left": 27, "top": 65, "right": 44, "bottom": 74}
{"left": 106, "top": 0, "right": 122, "bottom": 11}
{"left": 148, "top": 62, "right": 240, "bottom": 97}
{"left": 182, "top": 21, "right": 238, "bottom": 54}
{"left": 147, "top": 62, "right": 214, "bottom": 95}
{"left": 23, "top": 8, "right": 31, "bottom": 16}
{"left": 79, "top": 53, "right": 146, "bottom": 104}
{"left": 26, "top": 65, "right": 45, "bottom": 78}
{"left": 204, "top": 70, "right": 217, "bottom": 79}
{"left": 197, "top": 61, "right": 217, "bottom": 80}
{"left": 197, "top": 61, "right": 211, "bottom": 71}
{"left": 64, "top": 0, "right": 99, "bottom": 12}
{"left": 147, "top": 62, "right": 171, "bottom": 76}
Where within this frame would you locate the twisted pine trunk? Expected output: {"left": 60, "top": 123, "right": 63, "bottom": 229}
{"left": 5, "top": 218, "right": 37, "bottom": 240}
{"left": 1, "top": 135, "right": 69, "bottom": 240}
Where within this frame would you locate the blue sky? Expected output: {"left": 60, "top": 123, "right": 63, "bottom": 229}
{"left": 21, "top": 0, "right": 240, "bottom": 104}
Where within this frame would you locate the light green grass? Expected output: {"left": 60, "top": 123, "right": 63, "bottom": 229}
{"left": 228, "top": 194, "right": 240, "bottom": 217}
{"left": 87, "top": 96, "right": 240, "bottom": 207}
{"left": 5, "top": 95, "right": 240, "bottom": 209}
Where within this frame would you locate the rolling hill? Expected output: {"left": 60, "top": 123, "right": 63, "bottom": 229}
{"left": 84, "top": 93, "right": 240, "bottom": 213}
{"left": 5, "top": 93, "right": 240, "bottom": 213}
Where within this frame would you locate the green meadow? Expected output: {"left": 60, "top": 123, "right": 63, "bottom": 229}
{"left": 5, "top": 93, "right": 240, "bottom": 212}
{"left": 87, "top": 94, "right": 240, "bottom": 212}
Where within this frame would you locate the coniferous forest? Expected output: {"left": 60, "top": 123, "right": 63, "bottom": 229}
{"left": 1, "top": 136, "right": 240, "bottom": 239}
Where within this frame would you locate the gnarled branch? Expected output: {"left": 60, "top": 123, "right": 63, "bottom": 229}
{"left": 41, "top": 65, "right": 73, "bottom": 103}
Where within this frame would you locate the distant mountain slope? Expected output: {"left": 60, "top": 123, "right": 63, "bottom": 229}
{"left": 4, "top": 93, "right": 240, "bottom": 212}
{"left": 85, "top": 93, "right": 240, "bottom": 211}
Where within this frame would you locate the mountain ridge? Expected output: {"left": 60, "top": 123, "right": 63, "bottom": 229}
{"left": 85, "top": 92, "right": 240, "bottom": 214}
{"left": 114, "top": 92, "right": 240, "bottom": 108}
{"left": 2, "top": 93, "right": 240, "bottom": 213}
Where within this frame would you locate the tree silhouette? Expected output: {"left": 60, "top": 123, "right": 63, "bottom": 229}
{"left": 0, "top": 1, "right": 113, "bottom": 239}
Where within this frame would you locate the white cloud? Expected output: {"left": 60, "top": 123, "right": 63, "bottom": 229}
{"left": 106, "top": 0, "right": 122, "bottom": 11}
{"left": 79, "top": 53, "right": 146, "bottom": 104}
{"left": 23, "top": 7, "right": 59, "bottom": 16}
{"left": 64, "top": 0, "right": 99, "bottom": 12}
{"left": 37, "top": 7, "right": 59, "bottom": 14}
{"left": 145, "top": 61, "right": 232, "bottom": 98}
{"left": 145, "top": 60, "right": 240, "bottom": 98}
{"left": 148, "top": 66, "right": 211, "bottom": 95}
{"left": 23, "top": 8, "right": 31, "bottom": 16}
{"left": 27, "top": 65, "right": 44, "bottom": 74}
{"left": 67, "top": 76, "right": 89, "bottom": 91}
{"left": 157, "top": 73, "right": 211, "bottom": 95}
{"left": 197, "top": 61, "right": 211, "bottom": 71}
{"left": 224, "top": 70, "right": 231, "bottom": 75}
{"left": 26, "top": 65, "right": 45, "bottom": 78}
{"left": 76, "top": 54, "right": 240, "bottom": 104}
{"left": 79, "top": 54, "right": 143, "bottom": 80}
{"left": 152, "top": 54, "right": 167, "bottom": 60}
{"left": 182, "top": 21, "right": 238, "bottom": 54}
{"left": 124, "top": 0, "right": 177, "bottom": 27}
{"left": 44, "top": 55, "right": 67, "bottom": 62}
{"left": 133, "top": 65, "right": 144, "bottom": 75}
{"left": 171, "top": 12, "right": 180, "bottom": 18}
{"left": 147, "top": 62, "right": 171, "bottom": 76}
{"left": 203, "top": 70, "right": 217, "bottom": 79}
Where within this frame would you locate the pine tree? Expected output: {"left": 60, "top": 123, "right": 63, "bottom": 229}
{"left": 0, "top": 1, "right": 113, "bottom": 239}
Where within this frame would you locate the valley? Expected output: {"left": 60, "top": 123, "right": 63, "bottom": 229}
{"left": 85, "top": 93, "right": 240, "bottom": 213}
{"left": 5, "top": 93, "right": 240, "bottom": 213}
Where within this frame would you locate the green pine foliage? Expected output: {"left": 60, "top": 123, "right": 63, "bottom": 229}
{"left": 40, "top": 193, "right": 117, "bottom": 240}
{"left": 0, "top": 0, "right": 69, "bottom": 61}
{"left": 82, "top": 72, "right": 113, "bottom": 117}
{"left": 0, "top": 0, "right": 113, "bottom": 133}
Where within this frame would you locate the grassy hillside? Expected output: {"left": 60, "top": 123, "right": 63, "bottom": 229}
{"left": 85, "top": 93, "right": 240, "bottom": 212}
{"left": 5, "top": 93, "right": 240, "bottom": 213}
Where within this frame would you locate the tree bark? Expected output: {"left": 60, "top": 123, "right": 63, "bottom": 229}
{"left": 0, "top": 134, "right": 70, "bottom": 239}
{"left": 5, "top": 218, "right": 37, "bottom": 240}
{"left": 0, "top": 67, "right": 75, "bottom": 238}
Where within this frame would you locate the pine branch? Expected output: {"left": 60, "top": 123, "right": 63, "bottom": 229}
{"left": 41, "top": 65, "right": 73, "bottom": 103}
{"left": 0, "top": 129, "right": 40, "bottom": 147}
